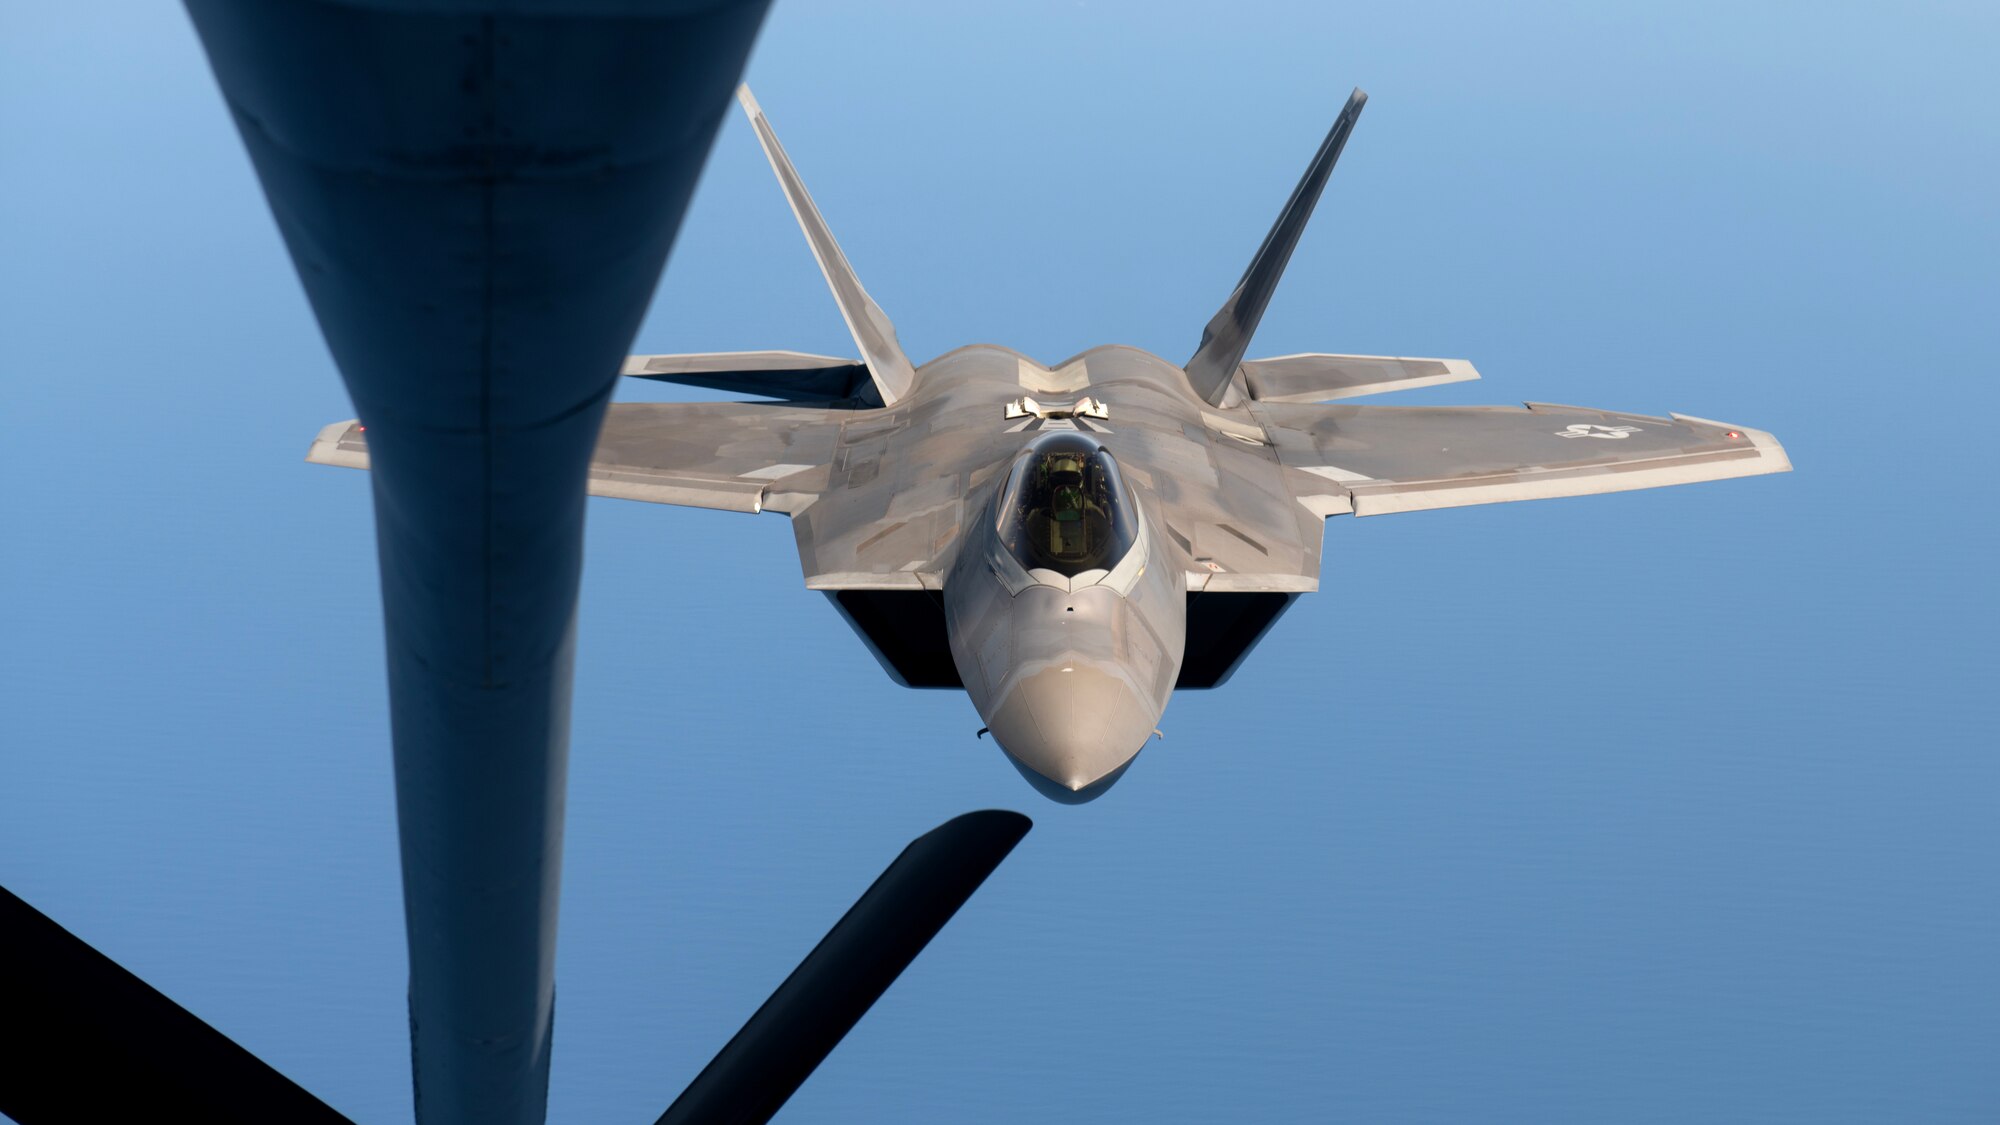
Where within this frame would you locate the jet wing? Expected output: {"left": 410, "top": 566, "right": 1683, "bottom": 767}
{"left": 1253, "top": 401, "right": 1789, "bottom": 516}
{"left": 308, "top": 401, "right": 844, "bottom": 515}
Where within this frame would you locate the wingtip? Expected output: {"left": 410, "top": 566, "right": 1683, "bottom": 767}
{"left": 1348, "top": 87, "right": 1369, "bottom": 108}
{"left": 1669, "top": 413, "right": 1794, "bottom": 474}
{"left": 735, "top": 83, "right": 761, "bottom": 118}
{"left": 306, "top": 419, "right": 368, "bottom": 469}
{"left": 1734, "top": 425, "right": 1794, "bottom": 473}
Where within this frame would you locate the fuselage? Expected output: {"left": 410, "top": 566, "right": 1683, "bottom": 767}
{"left": 944, "top": 430, "right": 1186, "bottom": 800}
{"left": 878, "top": 345, "right": 1241, "bottom": 799}
{"left": 784, "top": 340, "right": 1326, "bottom": 799}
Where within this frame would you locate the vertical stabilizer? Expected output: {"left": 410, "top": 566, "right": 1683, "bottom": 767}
{"left": 1184, "top": 88, "right": 1368, "bottom": 405}
{"left": 737, "top": 86, "right": 918, "bottom": 405}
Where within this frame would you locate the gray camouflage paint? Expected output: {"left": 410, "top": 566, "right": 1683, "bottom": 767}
{"left": 1185, "top": 88, "right": 1369, "bottom": 405}
{"left": 311, "top": 85, "right": 1791, "bottom": 800}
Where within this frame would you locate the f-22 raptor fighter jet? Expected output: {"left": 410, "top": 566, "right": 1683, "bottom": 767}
{"left": 311, "top": 86, "right": 1789, "bottom": 802}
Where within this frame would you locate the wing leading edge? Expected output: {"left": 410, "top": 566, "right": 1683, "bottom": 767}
{"left": 310, "top": 401, "right": 844, "bottom": 515}
{"left": 1254, "top": 401, "right": 1790, "bottom": 517}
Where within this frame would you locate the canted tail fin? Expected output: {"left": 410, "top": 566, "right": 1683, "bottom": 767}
{"left": 737, "top": 86, "right": 918, "bottom": 406}
{"left": 1184, "top": 88, "right": 1368, "bottom": 405}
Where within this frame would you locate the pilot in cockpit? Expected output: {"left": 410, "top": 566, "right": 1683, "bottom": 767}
{"left": 997, "top": 433, "right": 1136, "bottom": 577}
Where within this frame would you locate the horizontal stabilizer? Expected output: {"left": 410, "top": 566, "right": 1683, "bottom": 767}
{"left": 623, "top": 351, "right": 873, "bottom": 402}
{"left": 1242, "top": 353, "right": 1479, "bottom": 402}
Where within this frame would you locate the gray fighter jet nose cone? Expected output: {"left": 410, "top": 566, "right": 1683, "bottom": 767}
{"left": 1003, "top": 750, "right": 1141, "bottom": 805}
{"left": 984, "top": 662, "right": 1157, "bottom": 802}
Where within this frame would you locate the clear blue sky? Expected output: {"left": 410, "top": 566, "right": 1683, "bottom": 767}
{"left": 4, "top": 2, "right": 1996, "bottom": 1122}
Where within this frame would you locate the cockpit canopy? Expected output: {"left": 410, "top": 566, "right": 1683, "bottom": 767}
{"left": 994, "top": 432, "right": 1138, "bottom": 577}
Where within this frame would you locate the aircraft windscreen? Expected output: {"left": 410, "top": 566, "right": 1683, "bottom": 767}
{"left": 994, "top": 433, "right": 1137, "bottom": 577}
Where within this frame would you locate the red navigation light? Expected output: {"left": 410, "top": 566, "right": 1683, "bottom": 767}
{"left": 1725, "top": 430, "right": 1741, "bottom": 439}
